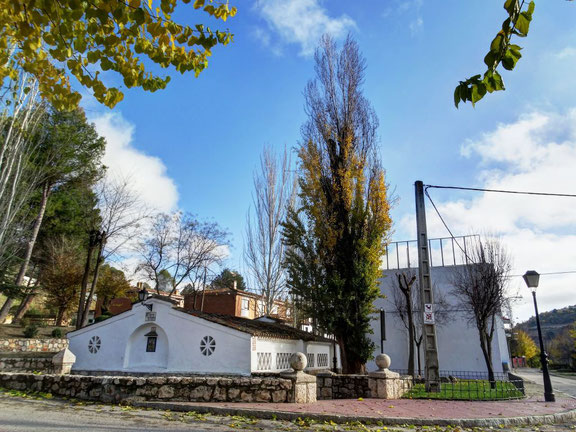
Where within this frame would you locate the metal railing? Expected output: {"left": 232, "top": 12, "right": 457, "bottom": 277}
{"left": 384, "top": 235, "right": 480, "bottom": 270}
{"left": 392, "top": 369, "right": 525, "bottom": 401}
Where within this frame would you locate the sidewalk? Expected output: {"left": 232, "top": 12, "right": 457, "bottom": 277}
{"left": 135, "top": 396, "right": 576, "bottom": 428}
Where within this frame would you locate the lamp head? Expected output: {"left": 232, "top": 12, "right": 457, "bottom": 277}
{"left": 138, "top": 287, "right": 148, "bottom": 302}
{"left": 522, "top": 270, "right": 540, "bottom": 292}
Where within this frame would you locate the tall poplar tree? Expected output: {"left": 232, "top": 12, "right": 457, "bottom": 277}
{"left": 283, "top": 35, "right": 392, "bottom": 374}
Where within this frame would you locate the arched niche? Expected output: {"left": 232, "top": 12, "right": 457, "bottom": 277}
{"left": 124, "top": 323, "right": 169, "bottom": 371}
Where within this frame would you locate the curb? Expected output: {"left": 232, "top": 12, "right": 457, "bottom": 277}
{"left": 133, "top": 401, "right": 576, "bottom": 428}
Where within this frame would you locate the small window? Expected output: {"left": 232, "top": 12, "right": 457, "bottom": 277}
{"left": 241, "top": 298, "right": 250, "bottom": 310}
{"left": 200, "top": 336, "right": 216, "bottom": 356}
{"left": 146, "top": 336, "right": 157, "bottom": 352}
{"left": 144, "top": 327, "right": 158, "bottom": 353}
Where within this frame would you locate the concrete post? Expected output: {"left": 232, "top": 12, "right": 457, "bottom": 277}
{"left": 368, "top": 354, "right": 411, "bottom": 399}
{"left": 52, "top": 348, "right": 76, "bottom": 374}
{"left": 280, "top": 352, "right": 317, "bottom": 403}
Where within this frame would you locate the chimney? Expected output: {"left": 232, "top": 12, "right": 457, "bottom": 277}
{"left": 233, "top": 280, "right": 237, "bottom": 290}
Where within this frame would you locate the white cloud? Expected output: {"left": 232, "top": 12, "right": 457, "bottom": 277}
{"left": 384, "top": 0, "right": 424, "bottom": 36}
{"left": 399, "top": 109, "right": 576, "bottom": 321}
{"left": 409, "top": 17, "right": 423, "bottom": 35}
{"left": 254, "top": 0, "right": 356, "bottom": 56}
{"left": 555, "top": 46, "right": 576, "bottom": 59}
{"left": 90, "top": 112, "right": 179, "bottom": 213}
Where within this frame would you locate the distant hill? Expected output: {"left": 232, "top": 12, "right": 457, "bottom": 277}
{"left": 516, "top": 305, "right": 576, "bottom": 342}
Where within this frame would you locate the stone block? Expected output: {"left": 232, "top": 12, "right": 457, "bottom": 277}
{"left": 158, "top": 385, "right": 174, "bottom": 399}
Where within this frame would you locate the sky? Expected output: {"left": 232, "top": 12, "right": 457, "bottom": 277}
{"left": 82, "top": 0, "right": 576, "bottom": 323}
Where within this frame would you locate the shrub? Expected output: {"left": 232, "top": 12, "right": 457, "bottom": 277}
{"left": 20, "top": 318, "right": 30, "bottom": 328}
{"left": 51, "top": 328, "right": 63, "bottom": 338}
{"left": 94, "top": 314, "right": 111, "bottom": 323}
{"left": 23, "top": 325, "right": 39, "bottom": 338}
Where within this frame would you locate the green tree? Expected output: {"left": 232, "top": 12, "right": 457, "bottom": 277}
{"left": 11, "top": 180, "right": 100, "bottom": 321}
{"left": 455, "top": 0, "right": 535, "bottom": 107}
{"left": 95, "top": 264, "right": 132, "bottom": 313}
{"left": 283, "top": 36, "right": 392, "bottom": 374}
{"left": 549, "top": 323, "right": 576, "bottom": 369}
{"left": 0, "top": 108, "right": 105, "bottom": 323}
{"left": 211, "top": 268, "right": 246, "bottom": 290}
{"left": 38, "top": 236, "right": 84, "bottom": 326}
{"left": 1, "top": 1, "right": 237, "bottom": 109}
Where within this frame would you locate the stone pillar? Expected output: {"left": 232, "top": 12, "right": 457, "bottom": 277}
{"left": 280, "top": 352, "right": 317, "bottom": 403}
{"left": 52, "top": 348, "right": 76, "bottom": 374}
{"left": 368, "top": 353, "right": 411, "bottom": 399}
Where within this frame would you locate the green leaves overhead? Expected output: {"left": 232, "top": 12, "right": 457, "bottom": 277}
{"left": 455, "top": 0, "right": 534, "bottom": 108}
{"left": 0, "top": 1, "right": 237, "bottom": 110}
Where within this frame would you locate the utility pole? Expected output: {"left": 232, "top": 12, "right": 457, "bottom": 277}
{"left": 415, "top": 180, "right": 441, "bottom": 391}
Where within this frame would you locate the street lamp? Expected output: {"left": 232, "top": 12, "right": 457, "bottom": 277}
{"left": 138, "top": 286, "right": 148, "bottom": 303}
{"left": 522, "top": 270, "right": 555, "bottom": 402}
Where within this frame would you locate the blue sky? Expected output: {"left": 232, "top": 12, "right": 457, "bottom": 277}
{"left": 85, "top": 0, "right": 576, "bottom": 322}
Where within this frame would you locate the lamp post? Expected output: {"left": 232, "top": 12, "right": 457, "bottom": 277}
{"left": 522, "top": 270, "right": 555, "bottom": 402}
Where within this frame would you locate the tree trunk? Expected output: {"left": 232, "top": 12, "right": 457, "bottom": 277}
{"left": 415, "top": 337, "right": 423, "bottom": 376}
{"left": 406, "top": 300, "right": 415, "bottom": 377}
{"left": 338, "top": 334, "right": 364, "bottom": 374}
{"left": 12, "top": 293, "right": 36, "bottom": 323}
{"left": 80, "top": 234, "right": 106, "bottom": 328}
{"left": 478, "top": 322, "right": 496, "bottom": 389}
{"left": 56, "top": 306, "right": 65, "bottom": 327}
{"left": 0, "top": 182, "right": 50, "bottom": 323}
{"left": 76, "top": 230, "right": 98, "bottom": 329}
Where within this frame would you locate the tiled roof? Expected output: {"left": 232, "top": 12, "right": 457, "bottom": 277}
{"left": 176, "top": 308, "right": 333, "bottom": 343}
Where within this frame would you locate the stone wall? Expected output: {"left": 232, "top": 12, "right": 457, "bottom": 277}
{"left": 316, "top": 374, "right": 372, "bottom": 400}
{"left": 0, "top": 339, "right": 68, "bottom": 353}
{"left": 0, "top": 372, "right": 294, "bottom": 404}
{"left": 0, "top": 354, "right": 54, "bottom": 373}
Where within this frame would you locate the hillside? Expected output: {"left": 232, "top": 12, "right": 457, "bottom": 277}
{"left": 516, "top": 305, "right": 576, "bottom": 342}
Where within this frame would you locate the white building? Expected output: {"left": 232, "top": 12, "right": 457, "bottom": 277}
{"left": 366, "top": 265, "right": 511, "bottom": 376}
{"left": 68, "top": 296, "right": 335, "bottom": 376}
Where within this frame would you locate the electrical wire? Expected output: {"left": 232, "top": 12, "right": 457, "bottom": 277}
{"left": 425, "top": 184, "right": 576, "bottom": 198}
{"left": 424, "top": 188, "right": 474, "bottom": 263}
{"left": 423, "top": 185, "right": 576, "bottom": 279}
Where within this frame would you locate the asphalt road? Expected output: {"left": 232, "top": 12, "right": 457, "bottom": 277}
{"left": 514, "top": 368, "right": 576, "bottom": 398}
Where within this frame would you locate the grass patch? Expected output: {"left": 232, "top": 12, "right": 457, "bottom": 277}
{"left": 404, "top": 379, "right": 524, "bottom": 401}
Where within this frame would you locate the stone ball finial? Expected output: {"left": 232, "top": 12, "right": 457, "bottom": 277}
{"left": 289, "top": 352, "right": 307, "bottom": 371}
{"left": 375, "top": 353, "right": 391, "bottom": 371}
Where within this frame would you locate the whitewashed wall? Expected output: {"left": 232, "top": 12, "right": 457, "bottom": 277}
{"left": 366, "top": 265, "right": 511, "bottom": 375}
{"left": 251, "top": 337, "right": 334, "bottom": 373}
{"left": 68, "top": 299, "right": 252, "bottom": 375}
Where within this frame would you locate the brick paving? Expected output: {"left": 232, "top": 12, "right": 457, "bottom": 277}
{"left": 150, "top": 396, "right": 576, "bottom": 421}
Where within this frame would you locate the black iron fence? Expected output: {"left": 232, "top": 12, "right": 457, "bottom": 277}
{"left": 391, "top": 370, "right": 525, "bottom": 401}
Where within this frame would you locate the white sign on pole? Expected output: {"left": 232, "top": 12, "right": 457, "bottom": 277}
{"left": 423, "top": 303, "right": 435, "bottom": 324}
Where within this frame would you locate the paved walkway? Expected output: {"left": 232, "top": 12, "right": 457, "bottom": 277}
{"left": 514, "top": 368, "right": 576, "bottom": 398}
{"left": 138, "top": 396, "right": 576, "bottom": 427}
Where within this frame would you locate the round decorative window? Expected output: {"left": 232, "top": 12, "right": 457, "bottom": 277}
{"left": 88, "top": 336, "right": 101, "bottom": 354}
{"left": 200, "top": 336, "right": 216, "bottom": 356}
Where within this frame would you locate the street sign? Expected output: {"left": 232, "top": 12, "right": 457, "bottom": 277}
{"left": 424, "top": 311, "right": 435, "bottom": 324}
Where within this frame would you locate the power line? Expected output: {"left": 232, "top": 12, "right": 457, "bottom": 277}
{"left": 424, "top": 189, "right": 474, "bottom": 263}
{"left": 424, "top": 188, "right": 576, "bottom": 279}
{"left": 425, "top": 184, "right": 576, "bottom": 198}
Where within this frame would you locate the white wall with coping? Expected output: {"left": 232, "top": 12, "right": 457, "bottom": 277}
{"left": 366, "top": 265, "right": 511, "bottom": 375}
{"left": 68, "top": 299, "right": 252, "bottom": 375}
{"left": 251, "top": 337, "right": 334, "bottom": 373}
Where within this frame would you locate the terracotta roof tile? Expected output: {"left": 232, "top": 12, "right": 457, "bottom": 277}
{"left": 176, "top": 308, "right": 333, "bottom": 343}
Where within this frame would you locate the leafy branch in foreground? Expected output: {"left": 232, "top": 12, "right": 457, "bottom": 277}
{"left": 455, "top": 0, "right": 534, "bottom": 107}
{"left": 1, "top": 0, "right": 237, "bottom": 109}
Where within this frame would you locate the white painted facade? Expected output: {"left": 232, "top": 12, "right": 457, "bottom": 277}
{"left": 366, "top": 266, "right": 511, "bottom": 375}
{"left": 68, "top": 297, "right": 334, "bottom": 376}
